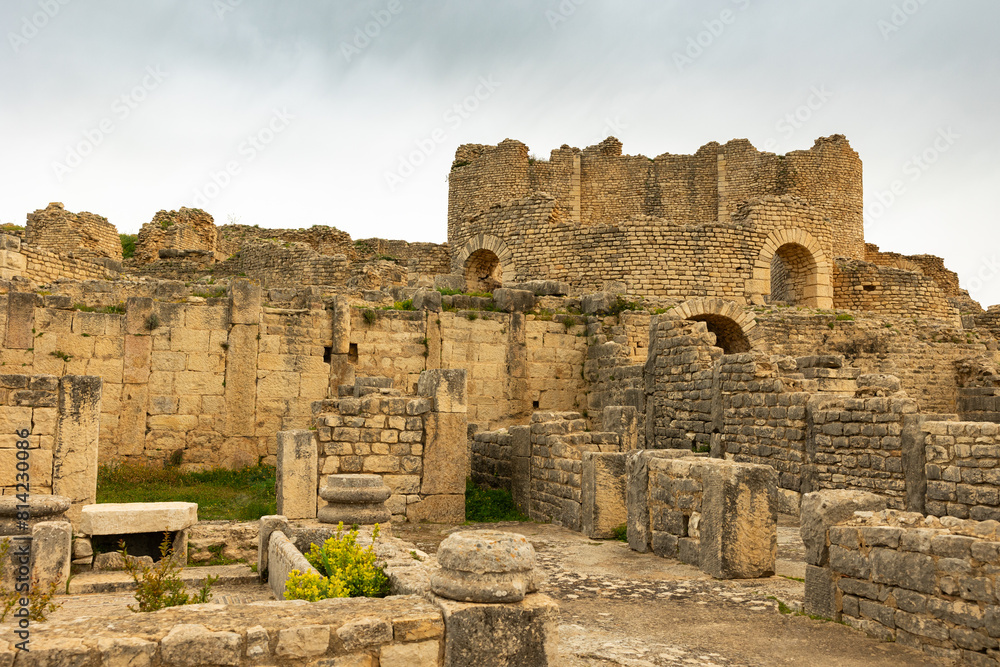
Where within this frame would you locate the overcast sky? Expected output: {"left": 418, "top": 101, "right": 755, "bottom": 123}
{"left": 2, "top": 1, "right": 998, "bottom": 306}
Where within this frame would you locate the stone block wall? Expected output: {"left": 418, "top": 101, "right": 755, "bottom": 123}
{"left": 627, "top": 450, "right": 778, "bottom": 579}
{"left": 754, "top": 308, "right": 988, "bottom": 415}
{"left": 312, "top": 370, "right": 468, "bottom": 523}
{"left": 718, "top": 353, "right": 811, "bottom": 494}
{"left": 0, "top": 233, "right": 120, "bottom": 283}
{"left": 471, "top": 428, "right": 512, "bottom": 492}
{"left": 0, "top": 375, "right": 101, "bottom": 524}
{"left": 646, "top": 318, "right": 721, "bottom": 451}
{"left": 834, "top": 259, "right": 960, "bottom": 323}
{"left": 222, "top": 240, "right": 351, "bottom": 287}
{"left": 134, "top": 208, "right": 218, "bottom": 264}
{"left": 24, "top": 203, "right": 122, "bottom": 261}
{"left": 584, "top": 313, "right": 647, "bottom": 431}
{"left": 448, "top": 134, "right": 863, "bottom": 266}
{"left": 805, "top": 506, "right": 1000, "bottom": 664}
{"left": 808, "top": 394, "right": 919, "bottom": 508}
{"left": 925, "top": 421, "right": 1000, "bottom": 521}
{"left": 527, "top": 411, "right": 620, "bottom": 530}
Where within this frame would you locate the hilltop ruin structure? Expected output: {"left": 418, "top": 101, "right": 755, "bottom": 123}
{"left": 3, "top": 134, "right": 1000, "bottom": 661}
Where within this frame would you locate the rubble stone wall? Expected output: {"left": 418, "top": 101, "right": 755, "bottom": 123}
{"left": 924, "top": 421, "right": 1000, "bottom": 521}
{"left": 449, "top": 135, "right": 863, "bottom": 264}
{"left": 808, "top": 508, "right": 1000, "bottom": 664}
{"left": 24, "top": 203, "right": 122, "bottom": 261}
{"left": 834, "top": 259, "right": 959, "bottom": 322}
{"left": 527, "top": 412, "right": 620, "bottom": 530}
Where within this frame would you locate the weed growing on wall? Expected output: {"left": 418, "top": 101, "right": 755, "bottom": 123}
{"left": 284, "top": 523, "right": 390, "bottom": 601}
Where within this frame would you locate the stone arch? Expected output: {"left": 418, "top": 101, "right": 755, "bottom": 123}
{"left": 746, "top": 229, "right": 833, "bottom": 308}
{"left": 671, "top": 298, "right": 761, "bottom": 354}
{"left": 454, "top": 234, "right": 515, "bottom": 291}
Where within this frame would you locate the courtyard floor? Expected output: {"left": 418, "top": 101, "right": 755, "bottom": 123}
{"left": 19, "top": 516, "right": 946, "bottom": 666}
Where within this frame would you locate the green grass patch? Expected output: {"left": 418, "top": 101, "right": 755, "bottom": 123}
{"left": 120, "top": 234, "right": 137, "bottom": 259}
{"left": 611, "top": 523, "right": 628, "bottom": 542}
{"left": 97, "top": 463, "right": 276, "bottom": 521}
{"left": 465, "top": 479, "right": 530, "bottom": 523}
{"left": 835, "top": 313, "right": 855, "bottom": 321}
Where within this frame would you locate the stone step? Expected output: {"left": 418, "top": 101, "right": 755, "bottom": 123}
{"left": 67, "top": 563, "right": 257, "bottom": 594}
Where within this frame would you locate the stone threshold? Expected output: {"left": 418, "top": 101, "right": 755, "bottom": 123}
{"left": 68, "top": 563, "right": 256, "bottom": 594}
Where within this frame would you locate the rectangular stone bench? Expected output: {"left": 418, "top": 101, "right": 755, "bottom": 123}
{"left": 80, "top": 502, "right": 198, "bottom": 563}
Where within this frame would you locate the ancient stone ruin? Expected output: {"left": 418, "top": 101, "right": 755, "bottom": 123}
{"left": 0, "top": 134, "right": 998, "bottom": 664}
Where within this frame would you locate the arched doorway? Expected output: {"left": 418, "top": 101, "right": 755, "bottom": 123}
{"left": 453, "top": 233, "right": 515, "bottom": 292}
{"left": 464, "top": 249, "right": 502, "bottom": 292}
{"left": 747, "top": 229, "right": 833, "bottom": 308}
{"left": 688, "top": 314, "right": 751, "bottom": 354}
{"left": 770, "top": 243, "right": 817, "bottom": 305}
{"left": 672, "top": 298, "right": 761, "bottom": 354}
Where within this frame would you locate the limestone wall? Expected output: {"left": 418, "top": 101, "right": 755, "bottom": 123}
{"left": 0, "top": 233, "right": 120, "bottom": 284}
{"left": 754, "top": 309, "right": 988, "bottom": 415}
{"left": 471, "top": 428, "right": 513, "bottom": 492}
{"left": 450, "top": 194, "right": 837, "bottom": 303}
{"left": 312, "top": 370, "right": 468, "bottom": 524}
{"left": 222, "top": 240, "right": 352, "bottom": 288}
{"left": 449, "top": 135, "right": 864, "bottom": 263}
{"left": 809, "top": 394, "right": 918, "bottom": 508}
{"left": 0, "top": 374, "right": 101, "bottom": 523}
{"left": 526, "top": 412, "right": 619, "bottom": 530}
{"left": 833, "top": 259, "right": 959, "bottom": 322}
{"left": 24, "top": 203, "right": 121, "bottom": 261}
{"left": 646, "top": 318, "right": 721, "bottom": 451}
{"left": 134, "top": 208, "right": 218, "bottom": 264}
{"left": 807, "top": 508, "right": 1000, "bottom": 663}
{"left": 924, "top": 421, "right": 1000, "bottom": 521}
{"left": 626, "top": 449, "right": 778, "bottom": 579}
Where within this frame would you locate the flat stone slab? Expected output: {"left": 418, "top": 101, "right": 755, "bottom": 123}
{"left": 80, "top": 502, "right": 198, "bottom": 536}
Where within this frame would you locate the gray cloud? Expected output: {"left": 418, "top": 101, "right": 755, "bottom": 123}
{"left": 1, "top": 0, "right": 998, "bottom": 304}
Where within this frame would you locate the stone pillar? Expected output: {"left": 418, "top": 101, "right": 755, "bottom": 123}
{"left": 505, "top": 313, "right": 528, "bottom": 419}
{"left": 416, "top": 369, "right": 468, "bottom": 523}
{"left": 329, "top": 295, "right": 355, "bottom": 392}
{"left": 581, "top": 452, "right": 627, "bottom": 539}
{"left": 800, "top": 490, "right": 888, "bottom": 619}
{"left": 120, "top": 297, "right": 154, "bottom": 457}
{"left": 31, "top": 521, "right": 72, "bottom": 590}
{"left": 226, "top": 279, "right": 261, "bottom": 438}
{"left": 53, "top": 376, "right": 102, "bottom": 525}
{"left": 276, "top": 430, "right": 318, "bottom": 520}
{"left": 224, "top": 324, "right": 259, "bottom": 437}
{"left": 431, "top": 531, "right": 558, "bottom": 666}
{"left": 700, "top": 462, "right": 778, "bottom": 580}
{"left": 4, "top": 291, "right": 37, "bottom": 349}
{"left": 509, "top": 426, "right": 531, "bottom": 517}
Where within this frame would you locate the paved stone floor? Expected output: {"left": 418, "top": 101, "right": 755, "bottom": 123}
{"left": 12, "top": 517, "right": 949, "bottom": 665}
{"left": 396, "top": 518, "right": 945, "bottom": 666}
